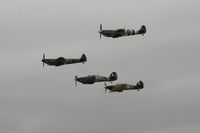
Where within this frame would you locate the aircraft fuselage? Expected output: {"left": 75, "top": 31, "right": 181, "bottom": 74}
{"left": 42, "top": 54, "right": 87, "bottom": 67}
{"left": 75, "top": 72, "right": 118, "bottom": 85}
{"left": 42, "top": 58, "right": 84, "bottom": 66}
{"left": 99, "top": 25, "right": 146, "bottom": 38}
{"left": 105, "top": 81, "right": 144, "bottom": 92}
{"left": 76, "top": 75, "right": 109, "bottom": 84}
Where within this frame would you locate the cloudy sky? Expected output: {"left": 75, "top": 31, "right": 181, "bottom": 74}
{"left": 0, "top": 0, "right": 200, "bottom": 133}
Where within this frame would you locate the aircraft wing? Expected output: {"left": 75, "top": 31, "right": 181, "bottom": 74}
{"left": 112, "top": 84, "right": 126, "bottom": 92}
{"left": 85, "top": 76, "right": 96, "bottom": 84}
{"left": 113, "top": 29, "right": 125, "bottom": 38}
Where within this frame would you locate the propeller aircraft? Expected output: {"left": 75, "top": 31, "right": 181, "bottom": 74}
{"left": 104, "top": 81, "right": 144, "bottom": 93}
{"left": 41, "top": 53, "right": 87, "bottom": 67}
{"left": 98, "top": 24, "right": 146, "bottom": 39}
{"left": 74, "top": 72, "right": 118, "bottom": 86}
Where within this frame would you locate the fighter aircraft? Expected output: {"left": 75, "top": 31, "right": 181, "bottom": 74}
{"left": 41, "top": 53, "right": 87, "bottom": 67}
{"left": 104, "top": 81, "right": 144, "bottom": 93}
{"left": 74, "top": 72, "right": 118, "bottom": 86}
{"left": 98, "top": 24, "right": 146, "bottom": 39}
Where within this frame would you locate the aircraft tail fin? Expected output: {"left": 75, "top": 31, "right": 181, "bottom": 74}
{"left": 109, "top": 72, "right": 118, "bottom": 81}
{"left": 80, "top": 54, "right": 87, "bottom": 63}
{"left": 136, "top": 81, "right": 144, "bottom": 89}
{"left": 138, "top": 25, "right": 146, "bottom": 34}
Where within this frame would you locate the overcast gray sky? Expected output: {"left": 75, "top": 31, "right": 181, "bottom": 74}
{"left": 0, "top": 0, "right": 200, "bottom": 133}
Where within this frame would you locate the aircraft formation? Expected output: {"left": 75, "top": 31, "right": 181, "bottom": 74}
{"left": 42, "top": 24, "right": 146, "bottom": 93}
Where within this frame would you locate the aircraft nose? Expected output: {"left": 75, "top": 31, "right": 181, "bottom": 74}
{"left": 105, "top": 86, "right": 112, "bottom": 90}
{"left": 75, "top": 78, "right": 80, "bottom": 82}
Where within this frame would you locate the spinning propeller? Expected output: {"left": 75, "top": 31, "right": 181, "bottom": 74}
{"left": 104, "top": 82, "right": 107, "bottom": 93}
{"left": 99, "top": 24, "right": 102, "bottom": 39}
{"left": 42, "top": 53, "right": 45, "bottom": 67}
{"left": 74, "top": 75, "right": 78, "bottom": 87}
